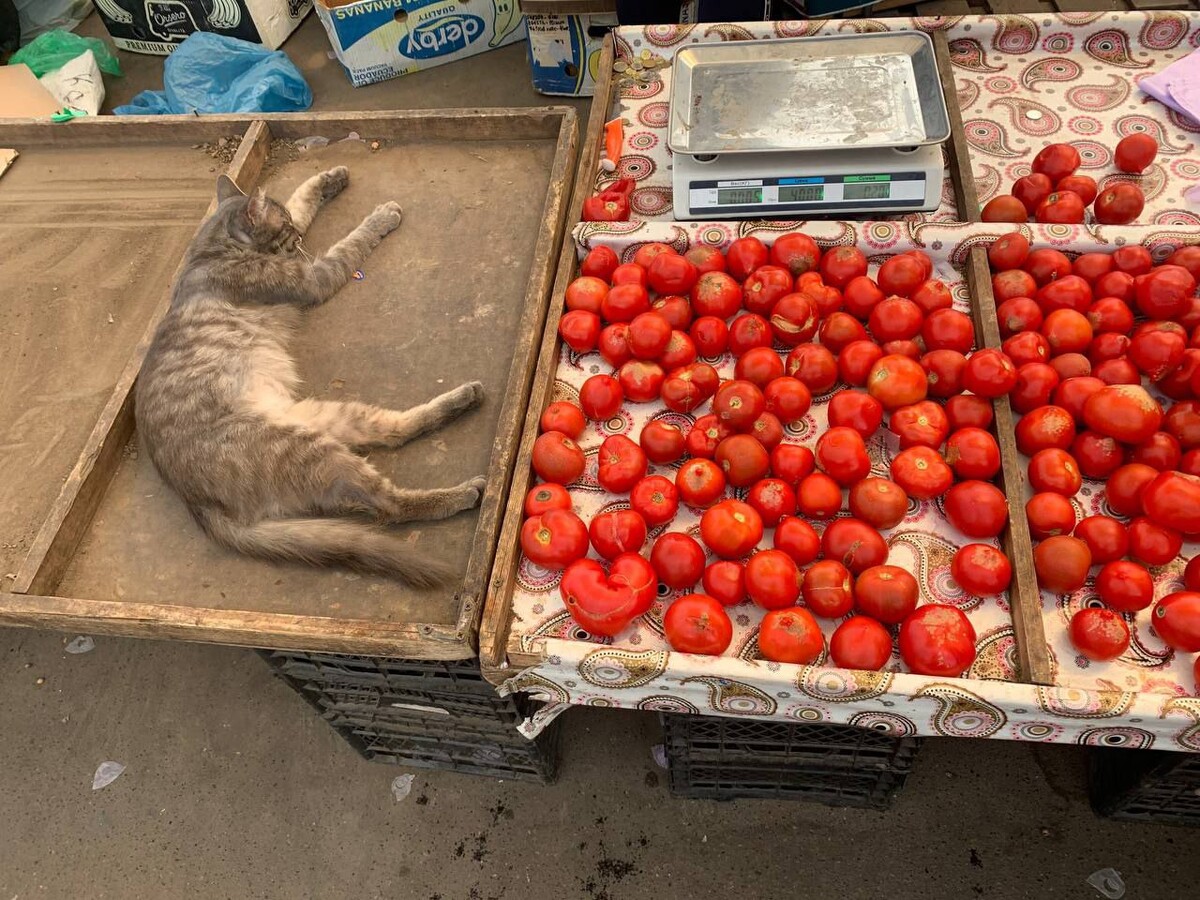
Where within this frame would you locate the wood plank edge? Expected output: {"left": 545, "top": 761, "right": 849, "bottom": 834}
{"left": 933, "top": 30, "right": 980, "bottom": 222}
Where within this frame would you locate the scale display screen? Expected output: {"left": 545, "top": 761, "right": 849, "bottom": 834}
{"left": 844, "top": 182, "right": 891, "bottom": 200}
{"left": 778, "top": 184, "right": 825, "bottom": 202}
{"left": 716, "top": 187, "right": 763, "bottom": 205}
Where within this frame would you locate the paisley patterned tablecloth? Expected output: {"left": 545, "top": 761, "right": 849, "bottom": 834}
{"left": 597, "top": 12, "right": 1200, "bottom": 225}
{"left": 497, "top": 220, "right": 1200, "bottom": 753}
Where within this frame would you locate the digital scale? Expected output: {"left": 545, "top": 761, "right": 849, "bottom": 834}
{"left": 667, "top": 32, "right": 951, "bottom": 220}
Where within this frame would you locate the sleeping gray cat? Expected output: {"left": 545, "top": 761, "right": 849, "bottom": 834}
{"left": 135, "top": 168, "right": 486, "bottom": 587}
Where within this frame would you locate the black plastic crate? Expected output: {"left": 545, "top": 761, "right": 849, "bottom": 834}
{"left": 662, "top": 714, "right": 921, "bottom": 808}
{"left": 296, "top": 677, "right": 528, "bottom": 731}
{"left": 1089, "top": 747, "right": 1200, "bottom": 827}
{"left": 260, "top": 650, "right": 494, "bottom": 694}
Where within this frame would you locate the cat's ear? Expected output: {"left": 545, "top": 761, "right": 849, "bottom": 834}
{"left": 245, "top": 189, "right": 269, "bottom": 227}
{"left": 216, "top": 174, "right": 245, "bottom": 203}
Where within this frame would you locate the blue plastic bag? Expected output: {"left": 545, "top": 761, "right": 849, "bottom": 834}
{"left": 114, "top": 32, "right": 311, "bottom": 116}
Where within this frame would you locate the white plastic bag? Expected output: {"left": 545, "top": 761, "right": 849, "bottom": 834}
{"left": 14, "top": 0, "right": 92, "bottom": 43}
{"left": 40, "top": 47, "right": 103, "bottom": 115}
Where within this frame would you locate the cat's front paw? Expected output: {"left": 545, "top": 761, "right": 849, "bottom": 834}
{"left": 367, "top": 201, "right": 403, "bottom": 236}
{"left": 320, "top": 166, "right": 350, "bottom": 201}
{"left": 464, "top": 476, "right": 488, "bottom": 508}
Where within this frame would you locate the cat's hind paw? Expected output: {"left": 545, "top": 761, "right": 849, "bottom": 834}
{"left": 367, "top": 201, "right": 403, "bottom": 236}
{"left": 320, "top": 166, "right": 350, "bottom": 201}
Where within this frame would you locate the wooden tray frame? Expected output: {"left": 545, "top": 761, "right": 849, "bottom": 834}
{"left": 480, "top": 33, "right": 1054, "bottom": 685}
{"left": 0, "top": 108, "right": 579, "bottom": 659}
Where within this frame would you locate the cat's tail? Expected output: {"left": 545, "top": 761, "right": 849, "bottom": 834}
{"left": 192, "top": 508, "right": 454, "bottom": 588}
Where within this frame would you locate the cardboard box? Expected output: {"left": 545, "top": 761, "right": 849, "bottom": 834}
{"left": 523, "top": 8, "right": 615, "bottom": 96}
{"left": 315, "top": 0, "right": 527, "bottom": 88}
{"left": 92, "top": 0, "right": 312, "bottom": 54}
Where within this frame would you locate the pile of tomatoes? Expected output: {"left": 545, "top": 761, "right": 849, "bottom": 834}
{"left": 981, "top": 136, "right": 1157, "bottom": 226}
{"left": 987, "top": 232, "right": 1200, "bottom": 682}
{"left": 521, "top": 231, "right": 1026, "bottom": 679}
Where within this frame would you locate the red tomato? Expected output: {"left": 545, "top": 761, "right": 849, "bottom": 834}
{"left": 952, "top": 543, "right": 1012, "bottom": 596}
{"left": 727, "top": 313, "right": 773, "bottom": 358}
{"left": 796, "top": 472, "right": 844, "bottom": 519}
{"left": 580, "top": 246, "right": 618, "bottom": 281}
{"left": 770, "top": 233, "right": 820, "bottom": 278}
{"left": 785, "top": 344, "right": 839, "bottom": 394}
{"left": 630, "top": 474, "right": 679, "bottom": 527}
{"left": 1033, "top": 142, "right": 1081, "bottom": 182}
{"left": 803, "top": 282, "right": 844, "bottom": 318}
{"left": 590, "top": 509, "right": 648, "bottom": 560}
{"left": 899, "top": 605, "right": 977, "bottom": 676}
{"left": 981, "top": 194, "right": 1028, "bottom": 223}
{"left": 993, "top": 269, "right": 1038, "bottom": 305}
{"left": 610, "top": 263, "right": 647, "bottom": 287}
{"left": 1003, "top": 331, "right": 1051, "bottom": 368}
{"left": 685, "top": 414, "right": 732, "bottom": 459}
{"left": 816, "top": 426, "right": 871, "bottom": 486}
{"left": 763, "top": 376, "right": 812, "bottom": 424}
{"left": 1089, "top": 332, "right": 1132, "bottom": 365}
{"left": 1161, "top": 354, "right": 1200, "bottom": 402}
{"left": 1141, "top": 471, "right": 1200, "bottom": 535}
{"left": 1074, "top": 515, "right": 1129, "bottom": 564}
{"left": 524, "top": 483, "right": 572, "bottom": 517}
{"left": 598, "top": 324, "right": 632, "bottom": 368}
{"left": 839, "top": 341, "right": 886, "bottom": 387}
{"left": 746, "top": 478, "right": 797, "bottom": 527}
{"left": 1010, "top": 362, "right": 1060, "bottom": 414}
{"left": 663, "top": 593, "right": 733, "bottom": 655}
{"left": 1057, "top": 175, "right": 1098, "bottom": 205}
{"left": 647, "top": 253, "right": 698, "bottom": 296}
{"left": 1096, "top": 560, "right": 1155, "bottom": 613}
{"left": 877, "top": 255, "right": 926, "bottom": 298}
{"left": 802, "top": 560, "right": 856, "bottom": 618}
{"left": 849, "top": 477, "right": 909, "bottom": 530}
{"left": 532, "top": 431, "right": 585, "bottom": 484}
{"left": 996, "top": 296, "right": 1044, "bottom": 338}
{"left": 690, "top": 272, "right": 742, "bottom": 319}
{"left": 922, "top": 349, "right": 967, "bottom": 399}
{"left": 891, "top": 446, "right": 954, "bottom": 500}
{"left": 1025, "top": 248, "right": 1074, "bottom": 286}
{"left": 1096, "top": 270, "right": 1136, "bottom": 303}
{"left": 700, "top": 499, "right": 763, "bottom": 559}
{"left": 1082, "top": 384, "right": 1163, "bottom": 445}
{"left": 1094, "top": 183, "right": 1145, "bottom": 226}
{"left": 1069, "top": 607, "right": 1130, "bottom": 661}
{"left": 711, "top": 380, "right": 763, "bottom": 432}
{"left": 1130, "top": 323, "right": 1187, "bottom": 381}
{"left": 653, "top": 296, "right": 693, "bottom": 332}
{"left": 561, "top": 555, "right": 656, "bottom": 636}
{"left": 565, "top": 276, "right": 608, "bottom": 313}
{"left": 735, "top": 348, "right": 785, "bottom": 390}
{"left": 819, "top": 246, "right": 868, "bottom": 288}
{"left": 521, "top": 509, "right": 589, "bottom": 569}
{"left": 921, "top": 309, "right": 974, "bottom": 354}
{"left": 1054, "top": 353, "right": 1096, "bottom": 381}
{"left": 1113, "top": 245, "right": 1153, "bottom": 276}
{"left": 639, "top": 421, "right": 685, "bottom": 465}
{"left": 1036, "top": 190, "right": 1086, "bottom": 225}
{"left": 1115, "top": 133, "right": 1158, "bottom": 174}
{"left": 541, "top": 400, "right": 586, "bottom": 438}
{"left": 868, "top": 354, "right": 928, "bottom": 410}
{"left": 1131, "top": 432, "right": 1182, "bottom": 471}
{"left": 830, "top": 616, "right": 893, "bottom": 670}
{"left": 624, "top": 311, "right": 670, "bottom": 360}
{"left": 946, "top": 394, "right": 994, "bottom": 432}
{"left": 774, "top": 516, "right": 821, "bottom": 566}
{"left": 759, "top": 607, "right": 824, "bottom": 663}
{"left": 910, "top": 279, "right": 954, "bottom": 316}
{"left": 868, "top": 297, "right": 923, "bottom": 343}
{"left": 1136, "top": 266, "right": 1196, "bottom": 320}
{"left": 855, "top": 565, "right": 918, "bottom": 624}
{"left": 1026, "top": 492, "right": 1077, "bottom": 540}
{"left": 827, "top": 390, "right": 884, "bottom": 440}
{"left": 1184, "top": 449, "right": 1200, "bottom": 476}
{"left": 689, "top": 316, "right": 729, "bottom": 357}
{"left": 1053, "top": 375, "right": 1105, "bottom": 424}
{"left": 684, "top": 245, "right": 726, "bottom": 275}
{"left": 745, "top": 549, "right": 802, "bottom": 610}
{"left": 650, "top": 531, "right": 706, "bottom": 589}
{"left": 661, "top": 373, "right": 703, "bottom": 414}
{"left": 1165, "top": 399, "right": 1200, "bottom": 448}
{"left": 742, "top": 265, "right": 794, "bottom": 315}
{"left": 1105, "top": 463, "right": 1157, "bottom": 517}
{"left": 890, "top": 400, "right": 949, "bottom": 450}
{"left": 1153, "top": 592, "right": 1200, "bottom": 652}
{"left": 819, "top": 311, "right": 869, "bottom": 354}
{"left": 602, "top": 283, "right": 651, "bottom": 323}
{"left": 1073, "top": 251, "right": 1115, "bottom": 283}
{"left": 676, "top": 458, "right": 727, "bottom": 508}
{"left": 962, "top": 349, "right": 1018, "bottom": 398}
{"left": 1013, "top": 173, "right": 1054, "bottom": 216}
{"left": 770, "top": 444, "right": 815, "bottom": 486}
{"left": 945, "top": 480, "right": 1009, "bottom": 538}
{"left": 618, "top": 360, "right": 665, "bottom": 402}
{"left": 559, "top": 309, "right": 602, "bottom": 353}
{"left": 821, "top": 518, "right": 889, "bottom": 575}
{"left": 1028, "top": 448, "right": 1083, "bottom": 496}
{"left": 1034, "top": 535, "right": 1091, "bottom": 593}
{"left": 770, "top": 293, "right": 820, "bottom": 347}
{"left": 597, "top": 434, "right": 647, "bottom": 493}
{"left": 945, "top": 428, "right": 1001, "bottom": 480}
{"left": 726, "top": 236, "right": 770, "bottom": 281}
{"left": 703, "top": 560, "right": 746, "bottom": 607}
{"left": 843, "top": 275, "right": 886, "bottom": 320}
{"left": 1168, "top": 245, "right": 1200, "bottom": 281}
{"left": 989, "top": 233, "right": 1031, "bottom": 270}
{"left": 715, "top": 434, "right": 770, "bottom": 488}
{"left": 1042, "top": 309, "right": 1093, "bottom": 355}
{"left": 632, "top": 243, "right": 676, "bottom": 270}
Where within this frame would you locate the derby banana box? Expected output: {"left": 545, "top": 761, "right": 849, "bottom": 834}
{"left": 316, "top": 0, "right": 527, "bottom": 87}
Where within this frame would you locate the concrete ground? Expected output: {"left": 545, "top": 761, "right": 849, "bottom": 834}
{"left": 2, "top": 12, "right": 1198, "bottom": 900}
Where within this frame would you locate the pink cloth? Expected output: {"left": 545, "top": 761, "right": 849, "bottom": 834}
{"left": 1140, "top": 48, "right": 1200, "bottom": 124}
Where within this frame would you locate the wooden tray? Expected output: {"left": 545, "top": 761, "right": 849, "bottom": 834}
{"left": 0, "top": 108, "right": 578, "bottom": 659}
